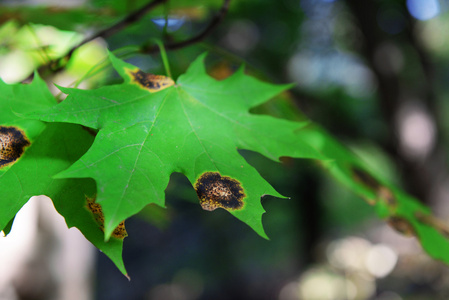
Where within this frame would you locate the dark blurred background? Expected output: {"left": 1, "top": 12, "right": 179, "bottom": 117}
{"left": 2, "top": 0, "right": 449, "bottom": 299}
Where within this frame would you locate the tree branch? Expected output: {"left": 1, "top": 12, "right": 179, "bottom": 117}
{"left": 25, "top": 0, "right": 230, "bottom": 82}
{"left": 66, "top": 0, "right": 168, "bottom": 60}
{"left": 140, "top": 0, "right": 231, "bottom": 54}
{"left": 25, "top": 0, "right": 167, "bottom": 81}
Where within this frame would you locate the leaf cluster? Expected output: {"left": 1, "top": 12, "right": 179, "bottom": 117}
{"left": 1, "top": 52, "right": 449, "bottom": 276}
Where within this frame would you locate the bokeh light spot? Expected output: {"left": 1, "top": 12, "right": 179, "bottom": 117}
{"left": 407, "top": 0, "right": 440, "bottom": 21}
{"left": 365, "top": 244, "right": 398, "bottom": 278}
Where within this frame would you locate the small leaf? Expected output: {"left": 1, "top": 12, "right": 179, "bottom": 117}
{"left": 299, "top": 123, "right": 449, "bottom": 265}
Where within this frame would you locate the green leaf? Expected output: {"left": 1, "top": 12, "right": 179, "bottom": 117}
{"left": 32, "top": 52, "right": 327, "bottom": 240}
{"left": 27, "top": 52, "right": 449, "bottom": 268}
{"left": 299, "top": 124, "right": 449, "bottom": 265}
{"left": 0, "top": 76, "right": 127, "bottom": 277}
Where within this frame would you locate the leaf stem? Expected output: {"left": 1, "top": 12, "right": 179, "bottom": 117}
{"left": 162, "top": 1, "right": 170, "bottom": 37}
{"left": 151, "top": 39, "right": 172, "bottom": 78}
{"left": 66, "top": 0, "right": 168, "bottom": 61}
{"left": 140, "top": 0, "right": 231, "bottom": 53}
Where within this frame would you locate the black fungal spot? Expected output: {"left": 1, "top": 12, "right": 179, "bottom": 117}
{"left": 351, "top": 166, "right": 397, "bottom": 207}
{"left": 378, "top": 186, "right": 397, "bottom": 207}
{"left": 194, "top": 172, "right": 245, "bottom": 211}
{"left": 387, "top": 216, "right": 416, "bottom": 237}
{"left": 0, "top": 126, "right": 30, "bottom": 169}
{"left": 130, "top": 70, "right": 174, "bottom": 92}
{"left": 351, "top": 166, "right": 382, "bottom": 190}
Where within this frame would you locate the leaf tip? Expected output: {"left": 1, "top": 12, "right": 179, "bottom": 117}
{"left": 102, "top": 217, "right": 128, "bottom": 242}
{"left": 107, "top": 50, "right": 119, "bottom": 64}
{"left": 103, "top": 228, "right": 113, "bottom": 242}
{"left": 53, "top": 83, "right": 70, "bottom": 94}
{"left": 32, "top": 70, "right": 42, "bottom": 82}
{"left": 236, "top": 64, "right": 246, "bottom": 75}
{"left": 183, "top": 52, "right": 209, "bottom": 78}
{"left": 197, "top": 51, "right": 209, "bottom": 61}
{"left": 52, "top": 170, "right": 69, "bottom": 179}
{"left": 260, "top": 230, "right": 270, "bottom": 240}
{"left": 248, "top": 218, "right": 269, "bottom": 240}
{"left": 86, "top": 196, "right": 128, "bottom": 241}
{"left": 107, "top": 51, "right": 139, "bottom": 82}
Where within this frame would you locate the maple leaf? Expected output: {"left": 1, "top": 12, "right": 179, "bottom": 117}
{"left": 0, "top": 76, "right": 128, "bottom": 277}
{"left": 16, "top": 53, "right": 449, "bottom": 272}
{"left": 31, "top": 52, "right": 327, "bottom": 240}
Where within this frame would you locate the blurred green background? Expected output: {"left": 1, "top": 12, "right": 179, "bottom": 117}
{"left": 2, "top": 0, "right": 449, "bottom": 299}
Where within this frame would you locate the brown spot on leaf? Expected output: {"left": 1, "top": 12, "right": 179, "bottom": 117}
{"left": 352, "top": 166, "right": 382, "bottom": 190}
{"left": 0, "top": 126, "right": 30, "bottom": 169}
{"left": 129, "top": 69, "right": 174, "bottom": 92}
{"left": 86, "top": 196, "right": 127, "bottom": 239}
{"left": 351, "top": 166, "right": 397, "bottom": 208}
{"left": 387, "top": 216, "right": 416, "bottom": 237}
{"left": 377, "top": 186, "right": 397, "bottom": 208}
{"left": 195, "top": 172, "right": 245, "bottom": 211}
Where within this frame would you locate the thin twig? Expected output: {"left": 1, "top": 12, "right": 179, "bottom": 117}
{"left": 23, "top": 0, "right": 167, "bottom": 82}
{"left": 24, "top": 0, "right": 230, "bottom": 82}
{"left": 65, "top": 0, "right": 168, "bottom": 60}
{"left": 140, "top": 0, "right": 231, "bottom": 54}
